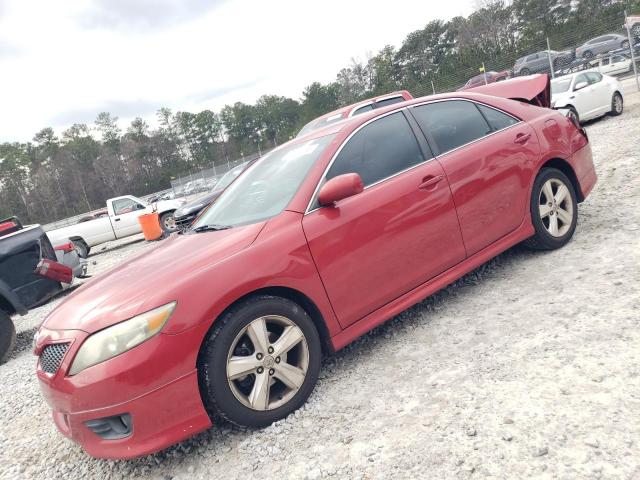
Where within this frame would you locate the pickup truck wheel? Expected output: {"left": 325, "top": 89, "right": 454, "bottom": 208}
{"left": 159, "top": 212, "right": 177, "bottom": 233}
{"left": 72, "top": 240, "right": 89, "bottom": 258}
{"left": 0, "top": 310, "right": 16, "bottom": 364}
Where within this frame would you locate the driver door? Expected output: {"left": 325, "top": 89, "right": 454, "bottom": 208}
{"left": 302, "top": 111, "right": 466, "bottom": 328}
{"left": 110, "top": 197, "right": 149, "bottom": 238}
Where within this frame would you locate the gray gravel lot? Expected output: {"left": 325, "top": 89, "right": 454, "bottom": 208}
{"left": 1, "top": 94, "right": 639, "bottom": 480}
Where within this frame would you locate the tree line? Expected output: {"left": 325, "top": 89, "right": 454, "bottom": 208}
{"left": 1, "top": 0, "right": 638, "bottom": 224}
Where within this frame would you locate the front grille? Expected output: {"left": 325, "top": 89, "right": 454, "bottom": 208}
{"left": 175, "top": 213, "right": 197, "bottom": 230}
{"left": 40, "top": 343, "right": 70, "bottom": 374}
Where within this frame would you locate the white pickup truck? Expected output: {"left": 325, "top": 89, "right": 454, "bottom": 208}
{"left": 46, "top": 195, "right": 185, "bottom": 257}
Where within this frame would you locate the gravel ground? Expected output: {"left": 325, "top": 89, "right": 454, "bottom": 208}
{"left": 1, "top": 94, "right": 639, "bottom": 480}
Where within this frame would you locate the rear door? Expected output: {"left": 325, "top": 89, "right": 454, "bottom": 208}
{"left": 409, "top": 99, "right": 540, "bottom": 256}
{"left": 302, "top": 111, "right": 466, "bottom": 327}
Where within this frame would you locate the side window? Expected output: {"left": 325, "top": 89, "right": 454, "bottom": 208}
{"left": 476, "top": 104, "right": 519, "bottom": 131}
{"left": 574, "top": 73, "right": 588, "bottom": 88}
{"left": 326, "top": 112, "right": 426, "bottom": 187}
{"left": 112, "top": 199, "right": 137, "bottom": 215}
{"left": 351, "top": 104, "right": 374, "bottom": 116}
{"left": 586, "top": 72, "right": 602, "bottom": 84}
{"left": 375, "top": 96, "right": 404, "bottom": 108}
{"left": 526, "top": 54, "right": 538, "bottom": 61}
{"left": 411, "top": 100, "right": 491, "bottom": 155}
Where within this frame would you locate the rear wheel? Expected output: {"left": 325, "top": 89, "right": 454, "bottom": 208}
{"left": 610, "top": 92, "right": 623, "bottom": 116}
{"left": 0, "top": 310, "right": 16, "bottom": 364}
{"left": 198, "top": 295, "right": 321, "bottom": 428}
{"left": 524, "top": 168, "right": 578, "bottom": 250}
{"left": 72, "top": 239, "right": 89, "bottom": 258}
{"left": 519, "top": 68, "right": 530, "bottom": 76}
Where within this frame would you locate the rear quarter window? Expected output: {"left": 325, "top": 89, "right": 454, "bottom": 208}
{"left": 476, "top": 104, "right": 519, "bottom": 131}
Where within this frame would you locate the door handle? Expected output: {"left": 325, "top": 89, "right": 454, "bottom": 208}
{"left": 418, "top": 175, "right": 444, "bottom": 191}
{"left": 114, "top": 218, "right": 121, "bottom": 222}
{"left": 514, "top": 133, "right": 531, "bottom": 144}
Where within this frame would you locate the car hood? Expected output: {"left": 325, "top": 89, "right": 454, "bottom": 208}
{"left": 176, "top": 190, "right": 221, "bottom": 215}
{"left": 468, "top": 74, "right": 551, "bottom": 108}
{"left": 42, "top": 221, "right": 265, "bottom": 333}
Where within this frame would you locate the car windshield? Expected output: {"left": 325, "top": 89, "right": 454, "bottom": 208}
{"left": 551, "top": 78, "right": 572, "bottom": 94}
{"left": 192, "top": 134, "right": 335, "bottom": 229}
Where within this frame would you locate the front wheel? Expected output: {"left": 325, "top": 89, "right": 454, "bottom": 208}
{"left": 610, "top": 92, "right": 623, "bottom": 116}
{"left": 159, "top": 212, "right": 177, "bottom": 233}
{"left": 524, "top": 168, "right": 578, "bottom": 250}
{"left": 198, "top": 295, "right": 321, "bottom": 428}
{"left": 0, "top": 310, "right": 16, "bottom": 364}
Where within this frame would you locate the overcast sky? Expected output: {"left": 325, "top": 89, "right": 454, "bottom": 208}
{"left": 0, "top": 0, "right": 473, "bottom": 142}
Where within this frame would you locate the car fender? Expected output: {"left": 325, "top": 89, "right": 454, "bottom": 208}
{"left": 0, "top": 280, "right": 27, "bottom": 315}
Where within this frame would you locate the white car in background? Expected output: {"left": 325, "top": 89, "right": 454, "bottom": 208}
{"left": 551, "top": 71, "right": 624, "bottom": 123}
{"left": 585, "top": 53, "right": 634, "bottom": 76}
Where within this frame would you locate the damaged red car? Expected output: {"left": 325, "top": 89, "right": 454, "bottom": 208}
{"left": 35, "top": 75, "right": 596, "bottom": 459}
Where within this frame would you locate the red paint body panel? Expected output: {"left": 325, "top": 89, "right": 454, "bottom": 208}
{"left": 36, "top": 80, "right": 596, "bottom": 459}
{"left": 303, "top": 160, "right": 465, "bottom": 327}
{"left": 437, "top": 121, "right": 540, "bottom": 256}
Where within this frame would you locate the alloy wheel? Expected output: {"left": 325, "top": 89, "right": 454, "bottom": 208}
{"left": 163, "top": 215, "right": 176, "bottom": 231}
{"left": 613, "top": 94, "right": 623, "bottom": 114}
{"left": 538, "top": 178, "right": 574, "bottom": 237}
{"left": 226, "top": 315, "right": 309, "bottom": 411}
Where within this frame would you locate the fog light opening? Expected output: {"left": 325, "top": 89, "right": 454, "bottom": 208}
{"left": 84, "top": 413, "right": 133, "bottom": 440}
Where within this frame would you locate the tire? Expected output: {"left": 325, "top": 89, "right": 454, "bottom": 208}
{"left": 72, "top": 239, "right": 89, "bottom": 258}
{"left": 198, "top": 295, "right": 322, "bottom": 428}
{"left": 524, "top": 168, "right": 578, "bottom": 251}
{"left": 519, "top": 68, "right": 530, "bottom": 76}
{"left": 566, "top": 105, "right": 580, "bottom": 125}
{"left": 610, "top": 92, "right": 623, "bottom": 116}
{"left": 0, "top": 310, "right": 16, "bottom": 364}
{"left": 159, "top": 211, "right": 177, "bottom": 233}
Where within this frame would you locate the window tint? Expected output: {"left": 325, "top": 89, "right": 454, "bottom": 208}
{"left": 526, "top": 54, "right": 538, "bottom": 61}
{"left": 411, "top": 100, "right": 491, "bottom": 155}
{"left": 586, "top": 72, "right": 602, "bottom": 84}
{"left": 375, "top": 96, "right": 404, "bottom": 108}
{"left": 326, "top": 112, "right": 425, "bottom": 187}
{"left": 351, "top": 104, "right": 374, "bottom": 116}
{"left": 476, "top": 104, "right": 519, "bottom": 131}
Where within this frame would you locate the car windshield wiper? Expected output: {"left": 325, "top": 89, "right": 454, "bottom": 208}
{"left": 191, "top": 224, "right": 231, "bottom": 233}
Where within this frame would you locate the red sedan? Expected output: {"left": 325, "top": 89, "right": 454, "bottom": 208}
{"left": 35, "top": 75, "right": 596, "bottom": 459}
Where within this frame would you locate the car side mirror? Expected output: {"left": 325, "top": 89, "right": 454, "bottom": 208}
{"left": 318, "top": 173, "right": 364, "bottom": 207}
{"left": 574, "top": 81, "right": 588, "bottom": 91}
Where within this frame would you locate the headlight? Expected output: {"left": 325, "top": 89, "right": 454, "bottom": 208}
{"left": 68, "top": 302, "right": 176, "bottom": 375}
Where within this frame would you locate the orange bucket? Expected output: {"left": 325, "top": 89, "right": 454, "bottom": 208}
{"left": 138, "top": 212, "right": 163, "bottom": 241}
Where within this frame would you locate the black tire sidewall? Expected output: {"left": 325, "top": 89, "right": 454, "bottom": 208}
{"left": 0, "top": 311, "right": 16, "bottom": 364}
{"left": 529, "top": 168, "right": 578, "bottom": 250}
{"left": 159, "top": 212, "right": 175, "bottom": 233}
{"left": 199, "top": 296, "right": 322, "bottom": 428}
{"left": 611, "top": 93, "right": 623, "bottom": 116}
{"left": 73, "top": 240, "right": 88, "bottom": 258}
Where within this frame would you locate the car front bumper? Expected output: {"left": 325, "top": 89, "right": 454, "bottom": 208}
{"left": 35, "top": 325, "right": 212, "bottom": 459}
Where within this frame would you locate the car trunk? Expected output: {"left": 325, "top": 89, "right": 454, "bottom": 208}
{"left": 468, "top": 74, "right": 551, "bottom": 108}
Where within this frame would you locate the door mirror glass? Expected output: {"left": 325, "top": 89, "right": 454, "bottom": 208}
{"left": 318, "top": 173, "right": 364, "bottom": 206}
{"left": 574, "top": 81, "right": 588, "bottom": 91}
